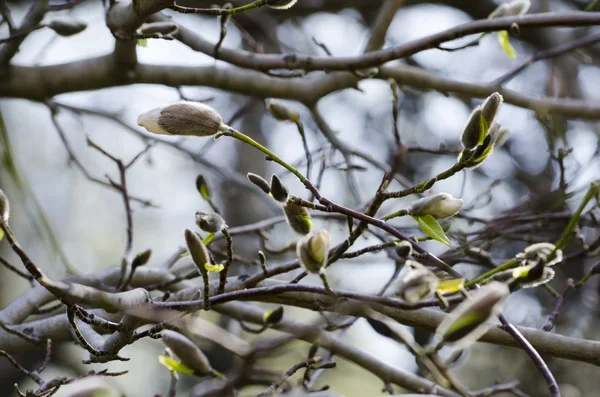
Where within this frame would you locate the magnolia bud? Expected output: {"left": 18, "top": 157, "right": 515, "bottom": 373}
{"left": 489, "top": 0, "right": 531, "bottom": 19}
{"left": 408, "top": 193, "right": 463, "bottom": 219}
{"left": 137, "top": 101, "right": 224, "bottom": 137}
{"left": 263, "top": 306, "right": 284, "bottom": 326}
{"left": 161, "top": 330, "right": 215, "bottom": 376}
{"left": 435, "top": 282, "right": 509, "bottom": 349}
{"left": 395, "top": 241, "right": 413, "bottom": 259}
{"left": 270, "top": 174, "right": 288, "bottom": 202}
{"left": 131, "top": 249, "right": 152, "bottom": 269}
{"left": 516, "top": 242, "right": 563, "bottom": 267}
{"left": 247, "top": 173, "right": 271, "bottom": 195}
{"left": 283, "top": 202, "right": 312, "bottom": 235}
{"left": 266, "top": 0, "right": 298, "bottom": 10}
{"left": 266, "top": 100, "right": 298, "bottom": 122}
{"left": 297, "top": 230, "right": 331, "bottom": 274}
{"left": 0, "top": 188, "right": 9, "bottom": 224}
{"left": 460, "top": 106, "right": 484, "bottom": 150}
{"left": 396, "top": 260, "right": 439, "bottom": 303}
{"left": 184, "top": 229, "right": 210, "bottom": 276}
{"left": 481, "top": 92, "right": 503, "bottom": 126}
{"left": 196, "top": 174, "right": 211, "bottom": 201}
{"left": 47, "top": 17, "right": 87, "bottom": 36}
{"left": 195, "top": 211, "right": 226, "bottom": 233}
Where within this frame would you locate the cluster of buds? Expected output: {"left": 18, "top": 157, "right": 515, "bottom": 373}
{"left": 494, "top": 243, "right": 562, "bottom": 290}
{"left": 396, "top": 260, "right": 439, "bottom": 303}
{"left": 435, "top": 282, "right": 510, "bottom": 349}
{"left": 247, "top": 172, "right": 312, "bottom": 235}
{"left": 407, "top": 193, "right": 463, "bottom": 219}
{"left": 458, "top": 92, "right": 508, "bottom": 169}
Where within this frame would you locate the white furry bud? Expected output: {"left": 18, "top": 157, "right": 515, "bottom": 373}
{"left": 137, "top": 101, "right": 224, "bottom": 137}
{"left": 408, "top": 193, "right": 463, "bottom": 219}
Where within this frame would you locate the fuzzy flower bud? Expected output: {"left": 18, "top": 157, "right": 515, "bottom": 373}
{"left": 266, "top": 0, "right": 298, "bottom": 10}
{"left": 460, "top": 106, "right": 484, "bottom": 150}
{"left": 283, "top": 202, "right": 312, "bottom": 235}
{"left": 161, "top": 330, "right": 215, "bottom": 376}
{"left": 185, "top": 229, "right": 210, "bottom": 276}
{"left": 396, "top": 260, "right": 439, "bottom": 303}
{"left": 247, "top": 173, "right": 271, "bottom": 195}
{"left": 297, "top": 230, "right": 331, "bottom": 274}
{"left": 408, "top": 193, "right": 463, "bottom": 219}
{"left": 266, "top": 100, "right": 299, "bottom": 122}
{"left": 481, "top": 92, "right": 503, "bottom": 126}
{"left": 435, "top": 282, "right": 510, "bottom": 349}
{"left": 489, "top": 0, "right": 531, "bottom": 19}
{"left": 195, "top": 211, "right": 226, "bottom": 233}
{"left": 270, "top": 174, "right": 289, "bottom": 202}
{"left": 0, "top": 188, "right": 9, "bottom": 224}
{"left": 137, "top": 101, "right": 224, "bottom": 137}
{"left": 47, "top": 17, "right": 87, "bottom": 36}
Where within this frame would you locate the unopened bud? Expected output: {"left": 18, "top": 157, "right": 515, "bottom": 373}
{"left": 297, "top": 230, "right": 331, "bottom": 274}
{"left": 0, "top": 188, "right": 9, "bottom": 224}
{"left": 247, "top": 173, "right": 271, "bottom": 195}
{"left": 396, "top": 260, "right": 439, "bottom": 303}
{"left": 283, "top": 202, "right": 312, "bottom": 235}
{"left": 395, "top": 241, "right": 413, "bottom": 259}
{"left": 435, "top": 282, "right": 509, "bottom": 349}
{"left": 266, "top": 0, "right": 298, "bottom": 10}
{"left": 131, "top": 249, "right": 152, "bottom": 269}
{"left": 266, "top": 100, "right": 299, "bottom": 122}
{"left": 270, "top": 174, "right": 288, "bottom": 202}
{"left": 263, "top": 306, "right": 284, "bottom": 326}
{"left": 481, "top": 92, "right": 503, "bottom": 126}
{"left": 137, "top": 101, "right": 224, "bottom": 137}
{"left": 489, "top": 0, "right": 531, "bottom": 19}
{"left": 460, "top": 106, "right": 484, "bottom": 150}
{"left": 184, "top": 229, "right": 210, "bottom": 276}
{"left": 47, "top": 17, "right": 87, "bottom": 36}
{"left": 195, "top": 211, "right": 226, "bottom": 233}
{"left": 196, "top": 174, "right": 211, "bottom": 201}
{"left": 161, "top": 330, "right": 215, "bottom": 376}
{"left": 408, "top": 193, "right": 463, "bottom": 219}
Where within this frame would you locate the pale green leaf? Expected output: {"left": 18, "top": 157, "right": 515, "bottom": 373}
{"left": 437, "top": 278, "right": 465, "bottom": 295}
{"left": 137, "top": 38, "right": 147, "bottom": 47}
{"left": 205, "top": 263, "right": 224, "bottom": 273}
{"left": 497, "top": 30, "right": 517, "bottom": 59}
{"left": 413, "top": 214, "right": 452, "bottom": 247}
{"left": 158, "top": 355, "right": 194, "bottom": 375}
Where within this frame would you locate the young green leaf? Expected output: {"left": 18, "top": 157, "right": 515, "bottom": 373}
{"left": 497, "top": 30, "right": 517, "bottom": 59}
{"left": 413, "top": 214, "right": 452, "bottom": 247}
{"left": 137, "top": 38, "right": 148, "bottom": 47}
{"left": 158, "top": 355, "right": 195, "bottom": 375}
{"left": 202, "top": 232, "right": 215, "bottom": 246}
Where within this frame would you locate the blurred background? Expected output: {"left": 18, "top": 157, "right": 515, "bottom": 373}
{"left": 1, "top": 0, "right": 600, "bottom": 396}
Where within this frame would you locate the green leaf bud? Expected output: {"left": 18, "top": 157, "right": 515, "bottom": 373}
{"left": 270, "top": 174, "right": 289, "bottom": 202}
{"left": 263, "top": 306, "right": 284, "bottom": 326}
{"left": 266, "top": 100, "right": 299, "bottom": 122}
{"left": 161, "top": 330, "right": 215, "bottom": 376}
{"left": 131, "top": 249, "right": 152, "bottom": 269}
{"left": 196, "top": 174, "right": 211, "bottom": 201}
{"left": 137, "top": 101, "right": 224, "bottom": 137}
{"left": 195, "top": 211, "right": 226, "bottom": 233}
{"left": 435, "top": 281, "right": 510, "bottom": 349}
{"left": 283, "top": 202, "right": 312, "bottom": 235}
